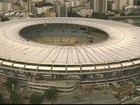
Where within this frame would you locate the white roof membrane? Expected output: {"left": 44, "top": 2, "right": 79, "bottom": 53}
{"left": 0, "top": 17, "right": 139, "bottom": 71}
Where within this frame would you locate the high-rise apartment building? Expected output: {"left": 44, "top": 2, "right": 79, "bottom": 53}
{"left": 20, "top": 0, "right": 32, "bottom": 11}
{"left": 55, "top": 3, "right": 68, "bottom": 17}
{"left": 0, "top": 0, "right": 8, "bottom": 12}
{"left": 89, "top": 0, "right": 107, "bottom": 13}
{"left": 0, "top": 1, "right": 5, "bottom": 12}
{"left": 113, "top": 0, "right": 133, "bottom": 11}
{"left": 90, "top": 0, "right": 134, "bottom": 13}
{"left": 89, "top": 0, "right": 94, "bottom": 10}
{"left": 134, "top": 0, "right": 140, "bottom": 5}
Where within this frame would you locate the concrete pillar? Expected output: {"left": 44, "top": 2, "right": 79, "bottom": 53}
{"left": 32, "top": 73, "right": 36, "bottom": 82}
{"left": 14, "top": 71, "right": 18, "bottom": 77}
{"left": 128, "top": 69, "right": 133, "bottom": 80}
{"left": 14, "top": 71, "right": 18, "bottom": 79}
{"left": 4, "top": 70, "right": 8, "bottom": 75}
{"left": 79, "top": 75, "right": 82, "bottom": 85}
{"left": 104, "top": 73, "right": 108, "bottom": 84}
{"left": 53, "top": 75, "right": 56, "bottom": 80}
{"left": 90, "top": 75, "right": 93, "bottom": 79}
{"left": 92, "top": 74, "right": 96, "bottom": 85}
{"left": 27, "top": 73, "right": 31, "bottom": 81}
{"left": 117, "top": 71, "right": 120, "bottom": 83}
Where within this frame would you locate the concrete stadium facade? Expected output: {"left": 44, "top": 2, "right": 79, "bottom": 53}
{"left": 0, "top": 17, "right": 140, "bottom": 92}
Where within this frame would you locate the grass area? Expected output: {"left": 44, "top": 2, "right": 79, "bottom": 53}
{"left": 132, "top": 18, "right": 140, "bottom": 24}
{"left": 129, "top": 79, "right": 140, "bottom": 85}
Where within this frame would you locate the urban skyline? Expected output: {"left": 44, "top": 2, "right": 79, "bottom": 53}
{"left": 0, "top": 0, "right": 140, "bottom": 20}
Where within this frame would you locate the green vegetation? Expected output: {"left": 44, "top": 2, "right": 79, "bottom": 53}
{"left": 130, "top": 79, "right": 140, "bottom": 85}
{"left": 0, "top": 93, "right": 3, "bottom": 104}
{"left": 126, "top": 13, "right": 140, "bottom": 16}
{"left": 29, "top": 93, "right": 43, "bottom": 104}
{"left": 91, "top": 12, "right": 108, "bottom": 19}
{"left": 68, "top": 12, "right": 82, "bottom": 17}
{"left": 6, "top": 77, "right": 18, "bottom": 91}
{"left": 68, "top": 12, "right": 108, "bottom": 19}
{"left": 44, "top": 87, "right": 59, "bottom": 104}
{"left": 132, "top": 18, "right": 140, "bottom": 24}
{"left": 114, "top": 92, "right": 122, "bottom": 104}
{"left": 0, "top": 15, "right": 10, "bottom": 21}
{"left": 10, "top": 91, "right": 20, "bottom": 104}
{"left": 44, "top": 3, "right": 53, "bottom": 6}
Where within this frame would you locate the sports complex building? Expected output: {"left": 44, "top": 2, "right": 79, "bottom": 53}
{"left": 0, "top": 17, "right": 140, "bottom": 92}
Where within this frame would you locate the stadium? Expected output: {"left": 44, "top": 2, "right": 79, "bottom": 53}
{"left": 0, "top": 17, "right": 140, "bottom": 92}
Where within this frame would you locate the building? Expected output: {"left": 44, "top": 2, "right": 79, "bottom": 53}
{"left": 45, "top": 8, "right": 56, "bottom": 17}
{"left": 90, "top": 0, "right": 134, "bottom": 13}
{"left": 36, "top": 6, "right": 52, "bottom": 14}
{"left": 89, "top": 0, "right": 94, "bottom": 10}
{"left": 89, "top": 0, "right": 107, "bottom": 14}
{"left": 124, "top": 5, "right": 140, "bottom": 15}
{"left": 0, "top": 0, "right": 7, "bottom": 12}
{"left": 134, "top": 0, "right": 140, "bottom": 5}
{"left": 0, "top": 17, "right": 140, "bottom": 93}
{"left": 70, "top": 0, "right": 81, "bottom": 7}
{"left": 55, "top": 3, "right": 68, "bottom": 17}
{"left": 20, "top": 0, "right": 32, "bottom": 11}
{"left": 43, "top": 0, "right": 56, "bottom": 4}
{"left": 6, "top": 0, "right": 14, "bottom": 12}
{"left": 32, "top": 0, "right": 43, "bottom": 2}
{"left": 113, "top": 0, "right": 134, "bottom": 11}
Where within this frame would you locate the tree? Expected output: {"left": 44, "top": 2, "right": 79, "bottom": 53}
{"left": 10, "top": 91, "right": 20, "bottom": 104}
{"left": 0, "top": 15, "right": 10, "bottom": 21}
{"left": 0, "top": 93, "right": 3, "bottom": 104}
{"left": 91, "top": 12, "right": 108, "bottom": 19}
{"left": 68, "top": 12, "right": 82, "bottom": 17}
{"left": 114, "top": 92, "right": 123, "bottom": 104}
{"left": 6, "top": 77, "right": 18, "bottom": 91}
{"left": 29, "top": 93, "right": 43, "bottom": 104}
{"left": 44, "top": 87, "right": 59, "bottom": 104}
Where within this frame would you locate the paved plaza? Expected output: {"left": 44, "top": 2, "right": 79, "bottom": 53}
{"left": 57, "top": 92, "right": 120, "bottom": 104}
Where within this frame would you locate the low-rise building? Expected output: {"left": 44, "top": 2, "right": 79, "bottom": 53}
{"left": 124, "top": 5, "right": 140, "bottom": 15}
{"left": 45, "top": 8, "right": 56, "bottom": 17}
{"left": 36, "top": 6, "right": 53, "bottom": 14}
